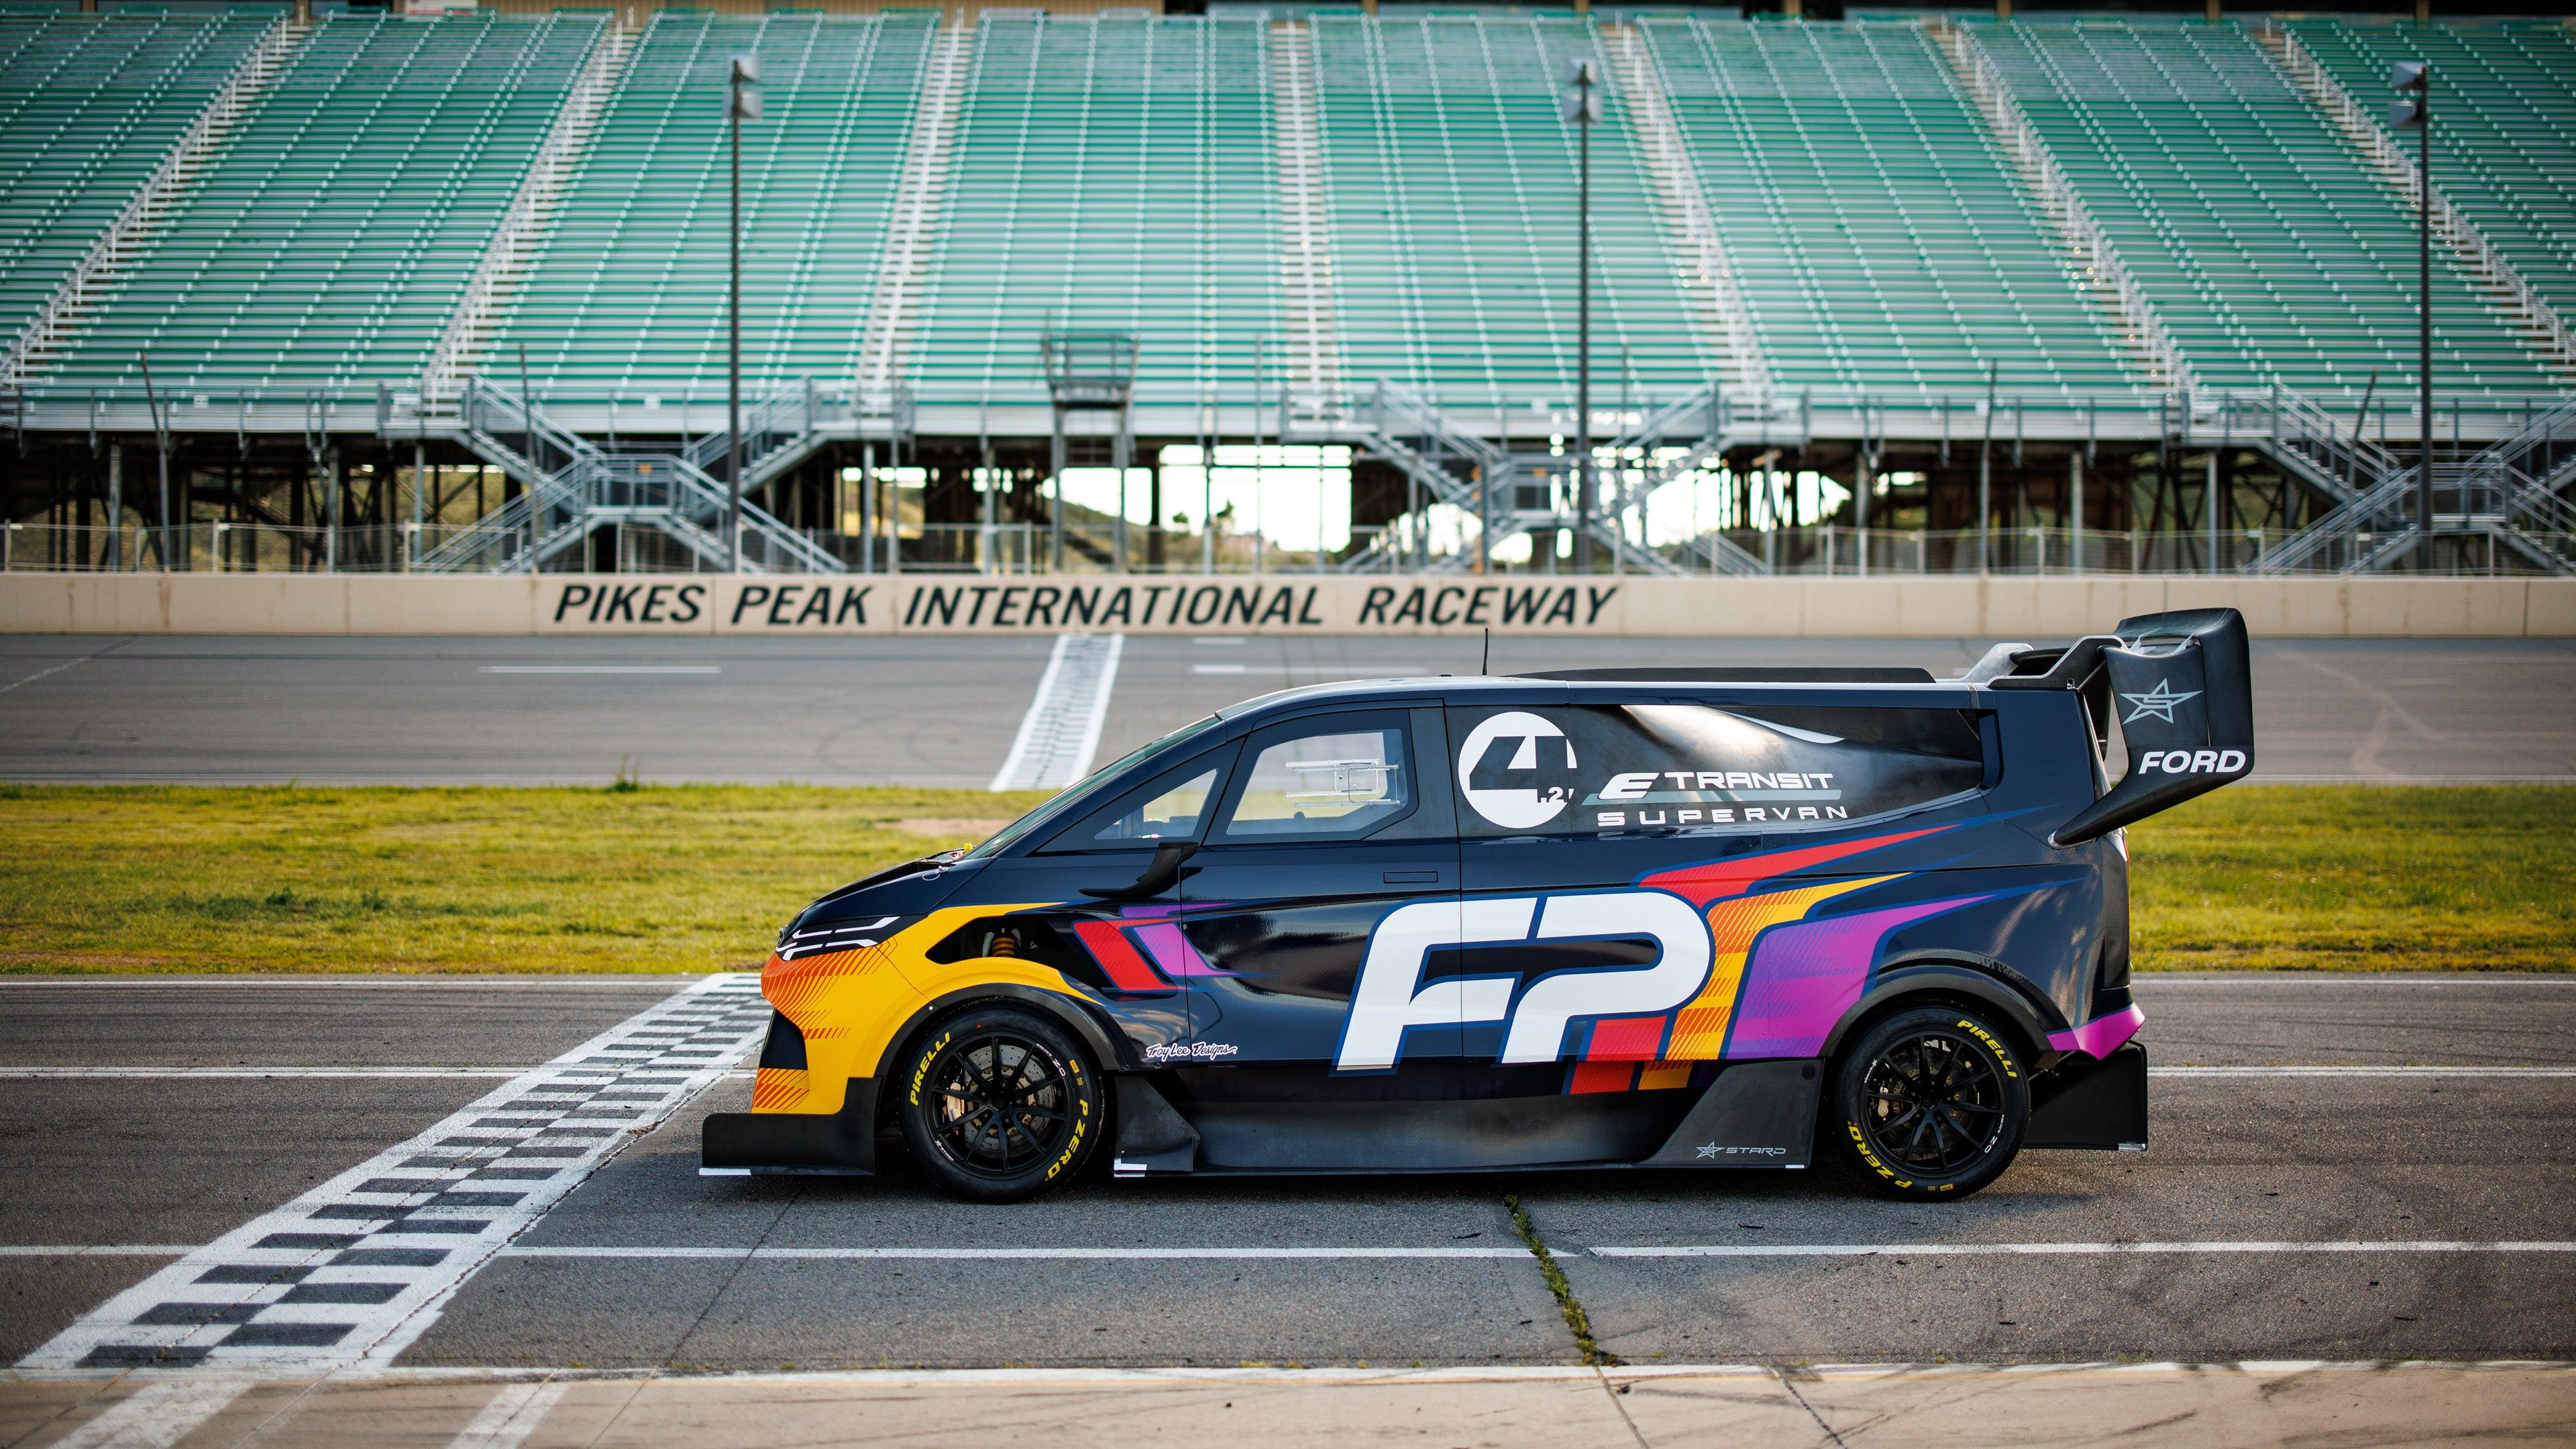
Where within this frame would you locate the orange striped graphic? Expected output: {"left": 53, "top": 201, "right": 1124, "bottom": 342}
{"left": 1660, "top": 874, "right": 1897, "bottom": 1060}
{"left": 761, "top": 943, "right": 897, "bottom": 1033}
{"left": 751, "top": 1067, "right": 810, "bottom": 1110}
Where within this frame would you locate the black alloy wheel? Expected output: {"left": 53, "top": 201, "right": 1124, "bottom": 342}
{"left": 896, "top": 1005, "right": 1102, "bottom": 1203}
{"left": 1830, "top": 1004, "right": 2030, "bottom": 1200}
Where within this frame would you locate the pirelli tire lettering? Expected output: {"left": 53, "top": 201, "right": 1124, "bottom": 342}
{"left": 907, "top": 1028, "right": 951, "bottom": 1110}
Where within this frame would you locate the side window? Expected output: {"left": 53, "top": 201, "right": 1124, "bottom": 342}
{"left": 1447, "top": 702, "right": 1983, "bottom": 838}
{"left": 1039, "top": 746, "right": 1237, "bottom": 852}
{"left": 1216, "top": 713, "right": 1413, "bottom": 843}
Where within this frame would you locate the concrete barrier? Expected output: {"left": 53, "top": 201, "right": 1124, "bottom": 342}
{"left": 3, "top": 572, "right": 2571, "bottom": 637}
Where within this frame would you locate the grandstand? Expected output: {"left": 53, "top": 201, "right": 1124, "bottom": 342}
{"left": 1, "top": 3, "right": 2571, "bottom": 578}
{"left": 496, "top": 11, "right": 936, "bottom": 404}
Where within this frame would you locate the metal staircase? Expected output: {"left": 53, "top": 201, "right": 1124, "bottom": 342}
{"left": 1328, "top": 380, "right": 1766, "bottom": 575}
{"left": 2244, "top": 391, "right": 2575, "bottom": 575}
{"left": 415, "top": 380, "right": 844, "bottom": 574}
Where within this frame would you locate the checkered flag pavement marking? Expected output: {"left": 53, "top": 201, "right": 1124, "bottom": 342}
{"left": 21, "top": 973, "right": 770, "bottom": 1372}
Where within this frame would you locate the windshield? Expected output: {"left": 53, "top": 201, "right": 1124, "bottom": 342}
{"left": 965, "top": 713, "right": 1226, "bottom": 859}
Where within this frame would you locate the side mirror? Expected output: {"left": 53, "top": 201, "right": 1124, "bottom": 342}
{"left": 1080, "top": 840, "right": 1201, "bottom": 900}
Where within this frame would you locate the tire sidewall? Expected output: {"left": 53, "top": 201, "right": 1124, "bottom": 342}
{"left": 1831, "top": 1004, "right": 2031, "bottom": 1200}
{"left": 896, "top": 1004, "right": 1103, "bottom": 1203}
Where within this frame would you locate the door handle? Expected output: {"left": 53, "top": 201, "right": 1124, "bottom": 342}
{"left": 1383, "top": 870, "right": 1440, "bottom": 884}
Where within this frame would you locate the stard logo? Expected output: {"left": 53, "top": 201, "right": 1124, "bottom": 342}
{"left": 2118, "top": 678, "right": 2202, "bottom": 725}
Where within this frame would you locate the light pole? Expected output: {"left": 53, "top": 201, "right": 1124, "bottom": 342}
{"left": 728, "top": 54, "right": 762, "bottom": 574}
{"left": 1564, "top": 57, "right": 1598, "bottom": 572}
{"left": 2390, "top": 59, "right": 2431, "bottom": 572}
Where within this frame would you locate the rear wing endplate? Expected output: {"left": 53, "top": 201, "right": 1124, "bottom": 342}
{"left": 1989, "top": 608, "right": 2254, "bottom": 847}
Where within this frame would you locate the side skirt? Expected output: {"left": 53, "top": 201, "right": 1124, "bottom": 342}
{"left": 1105, "top": 1062, "right": 1824, "bottom": 1177}
{"left": 1640, "top": 1059, "right": 1823, "bottom": 1168}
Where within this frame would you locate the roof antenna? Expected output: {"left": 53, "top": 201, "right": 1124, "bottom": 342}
{"left": 1481, "top": 627, "right": 1491, "bottom": 676}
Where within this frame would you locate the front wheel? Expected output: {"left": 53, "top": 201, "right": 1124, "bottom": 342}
{"left": 896, "top": 1004, "right": 1103, "bottom": 1203}
{"left": 1829, "top": 1005, "right": 2030, "bottom": 1200}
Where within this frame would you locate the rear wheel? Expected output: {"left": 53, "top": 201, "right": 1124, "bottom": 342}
{"left": 896, "top": 1005, "right": 1102, "bottom": 1203}
{"left": 1829, "top": 1005, "right": 2029, "bottom": 1200}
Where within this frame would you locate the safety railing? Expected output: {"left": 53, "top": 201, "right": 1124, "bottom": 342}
{"left": 19, "top": 519, "right": 2568, "bottom": 578}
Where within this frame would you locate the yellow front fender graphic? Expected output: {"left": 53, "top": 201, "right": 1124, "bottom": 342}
{"left": 752, "top": 904, "right": 1089, "bottom": 1116}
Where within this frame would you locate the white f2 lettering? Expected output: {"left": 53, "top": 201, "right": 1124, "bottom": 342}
{"left": 1335, "top": 891, "right": 1713, "bottom": 1071}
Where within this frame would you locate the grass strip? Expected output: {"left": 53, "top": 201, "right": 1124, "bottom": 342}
{"left": 0, "top": 784, "right": 2567, "bottom": 974}
{"left": 1504, "top": 1193, "right": 1617, "bottom": 1368}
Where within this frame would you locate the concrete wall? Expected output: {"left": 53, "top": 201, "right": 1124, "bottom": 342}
{"left": 4, "top": 573, "right": 2571, "bottom": 637}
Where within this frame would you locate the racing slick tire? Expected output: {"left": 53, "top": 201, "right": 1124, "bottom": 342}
{"left": 1829, "top": 1004, "right": 2031, "bottom": 1201}
{"left": 896, "top": 1004, "right": 1104, "bottom": 1203}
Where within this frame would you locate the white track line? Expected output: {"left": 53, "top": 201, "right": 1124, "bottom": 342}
{"left": 2152, "top": 1066, "right": 2576, "bottom": 1077}
{"left": 502, "top": 1246, "right": 1529, "bottom": 1261}
{"left": 0, "top": 1067, "right": 755, "bottom": 1080}
{"left": 445, "top": 1380, "right": 569, "bottom": 1449}
{"left": 0, "top": 1246, "right": 197, "bottom": 1258}
{"left": 0, "top": 643, "right": 123, "bottom": 696}
{"left": 501, "top": 1240, "right": 2576, "bottom": 1263}
{"left": 0, "top": 1067, "right": 534, "bottom": 1079}
{"left": 48, "top": 1379, "right": 251, "bottom": 1449}
{"left": 11, "top": 1360, "right": 2572, "bottom": 1388}
{"left": 991, "top": 633, "right": 1123, "bottom": 792}
{"left": 0, "top": 979, "right": 688, "bottom": 989}
{"left": 478, "top": 666, "right": 720, "bottom": 675}
{"left": 1589, "top": 1240, "right": 2576, "bottom": 1258}
{"left": 21, "top": 974, "right": 767, "bottom": 1373}
{"left": 9, "top": 1065, "right": 2561, "bottom": 1080}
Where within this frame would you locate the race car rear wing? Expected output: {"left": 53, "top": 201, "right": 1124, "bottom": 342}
{"left": 1986, "top": 607, "right": 2255, "bottom": 847}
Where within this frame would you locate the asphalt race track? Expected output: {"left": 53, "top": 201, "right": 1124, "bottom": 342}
{"left": 2, "top": 633, "right": 2572, "bottom": 786}
{"left": 4, "top": 975, "right": 2572, "bottom": 1368}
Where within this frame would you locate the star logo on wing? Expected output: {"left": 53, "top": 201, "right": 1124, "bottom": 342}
{"left": 2118, "top": 678, "right": 2202, "bottom": 725}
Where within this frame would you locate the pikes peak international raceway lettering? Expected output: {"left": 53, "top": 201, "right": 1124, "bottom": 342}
{"left": 906, "top": 582, "right": 1325, "bottom": 630}
{"left": 554, "top": 580, "right": 711, "bottom": 625}
{"left": 1357, "top": 583, "right": 1618, "bottom": 628}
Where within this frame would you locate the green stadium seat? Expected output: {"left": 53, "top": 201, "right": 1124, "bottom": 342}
{"left": 492, "top": 10, "right": 936, "bottom": 404}
{"left": 1638, "top": 15, "right": 2141, "bottom": 405}
{"left": 38, "top": 11, "right": 603, "bottom": 399}
{"left": 2290, "top": 17, "right": 2576, "bottom": 326}
{"left": 1307, "top": 13, "right": 1709, "bottom": 413}
{"left": 908, "top": 12, "right": 1284, "bottom": 410}
{"left": 0, "top": 5, "right": 285, "bottom": 345}
{"left": 1974, "top": 18, "right": 2562, "bottom": 405}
